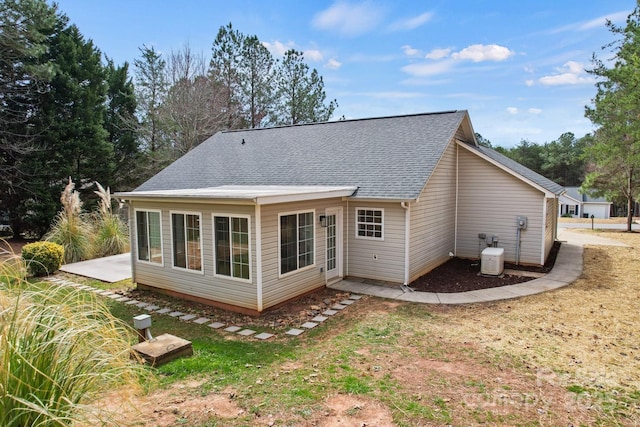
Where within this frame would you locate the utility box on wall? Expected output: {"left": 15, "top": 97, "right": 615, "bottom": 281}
{"left": 481, "top": 247, "right": 504, "bottom": 276}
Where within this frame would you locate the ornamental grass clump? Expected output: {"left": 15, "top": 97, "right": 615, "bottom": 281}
{"left": 0, "top": 279, "right": 145, "bottom": 426}
{"left": 92, "top": 182, "right": 129, "bottom": 258}
{"left": 45, "top": 178, "right": 93, "bottom": 263}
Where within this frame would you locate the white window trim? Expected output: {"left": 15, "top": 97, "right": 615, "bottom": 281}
{"left": 212, "top": 213, "right": 252, "bottom": 283}
{"left": 277, "top": 209, "right": 316, "bottom": 278}
{"left": 170, "top": 210, "right": 204, "bottom": 275}
{"left": 355, "top": 207, "right": 385, "bottom": 241}
{"left": 134, "top": 209, "right": 164, "bottom": 266}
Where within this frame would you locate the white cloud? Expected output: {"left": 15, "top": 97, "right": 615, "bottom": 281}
{"left": 578, "top": 11, "right": 630, "bottom": 31}
{"left": 402, "top": 60, "right": 454, "bottom": 77}
{"left": 312, "top": 1, "right": 384, "bottom": 36}
{"left": 451, "top": 44, "right": 514, "bottom": 62}
{"left": 388, "top": 12, "right": 433, "bottom": 31}
{"left": 507, "top": 107, "right": 519, "bottom": 115}
{"left": 528, "top": 108, "right": 542, "bottom": 115}
{"left": 305, "top": 49, "right": 323, "bottom": 62}
{"left": 523, "top": 65, "right": 534, "bottom": 74}
{"left": 262, "top": 40, "right": 295, "bottom": 56}
{"left": 525, "top": 79, "right": 534, "bottom": 87}
{"left": 425, "top": 48, "right": 451, "bottom": 60}
{"left": 401, "top": 44, "right": 421, "bottom": 57}
{"left": 538, "top": 61, "right": 594, "bottom": 86}
{"left": 326, "top": 58, "right": 342, "bottom": 69}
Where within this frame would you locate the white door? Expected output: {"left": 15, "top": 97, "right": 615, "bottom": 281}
{"left": 325, "top": 208, "right": 343, "bottom": 282}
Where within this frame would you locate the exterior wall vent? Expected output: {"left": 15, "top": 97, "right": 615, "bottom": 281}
{"left": 481, "top": 247, "right": 504, "bottom": 275}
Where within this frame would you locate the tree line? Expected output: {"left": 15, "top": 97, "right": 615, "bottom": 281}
{"left": 1, "top": 1, "right": 337, "bottom": 237}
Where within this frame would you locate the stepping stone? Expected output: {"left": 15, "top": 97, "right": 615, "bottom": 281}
{"left": 254, "top": 332, "right": 274, "bottom": 340}
{"left": 136, "top": 302, "right": 150, "bottom": 308}
{"left": 144, "top": 305, "right": 160, "bottom": 311}
{"left": 340, "top": 299, "right": 355, "bottom": 305}
{"left": 77, "top": 285, "right": 93, "bottom": 290}
{"left": 193, "top": 317, "right": 210, "bottom": 325}
{"left": 224, "top": 326, "right": 242, "bottom": 332}
{"left": 311, "top": 315, "right": 328, "bottom": 322}
{"left": 286, "top": 328, "right": 305, "bottom": 336}
{"left": 180, "top": 314, "right": 196, "bottom": 321}
{"left": 168, "top": 311, "right": 184, "bottom": 317}
{"left": 156, "top": 308, "right": 172, "bottom": 314}
{"left": 301, "top": 322, "right": 318, "bottom": 329}
{"left": 125, "top": 300, "right": 140, "bottom": 305}
{"left": 349, "top": 294, "right": 362, "bottom": 300}
{"left": 331, "top": 304, "right": 346, "bottom": 310}
{"left": 107, "top": 294, "right": 122, "bottom": 299}
{"left": 92, "top": 288, "right": 104, "bottom": 294}
{"left": 115, "top": 296, "right": 130, "bottom": 302}
{"left": 323, "top": 309, "right": 338, "bottom": 316}
{"left": 238, "top": 329, "right": 256, "bottom": 336}
{"left": 208, "top": 322, "right": 225, "bottom": 329}
{"left": 98, "top": 290, "right": 114, "bottom": 296}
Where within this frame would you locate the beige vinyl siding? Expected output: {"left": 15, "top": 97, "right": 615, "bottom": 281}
{"left": 409, "top": 140, "right": 457, "bottom": 282}
{"left": 543, "top": 197, "right": 556, "bottom": 262}
{"left": 456, "top": 148, "right": 545, "bottom": 265}
{"left": 260, "top": 198, "right": 345, "bottom": 309}
{"left": 131, "top": 201, "right": 259, "bottom": 310}
{"left": 346, "top": 201, "right": 405, "bottom": 283}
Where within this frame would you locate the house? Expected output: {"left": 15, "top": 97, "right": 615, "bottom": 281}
{"left": 559, "top": 186, "right": 611, "bottom": 219}
{"left": 115, "top": 111, "right": 564, "bottom": 315}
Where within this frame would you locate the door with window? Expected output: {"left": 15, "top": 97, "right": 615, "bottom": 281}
{"left": 325, "top": 207, "right": 343, "bottom": 282}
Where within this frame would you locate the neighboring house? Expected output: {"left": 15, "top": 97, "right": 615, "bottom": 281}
{"left": 559, "top": 186, "right": 611, "bottom": 219}
{"left": 116, "top": 111, "right": 564, "bottom": 314}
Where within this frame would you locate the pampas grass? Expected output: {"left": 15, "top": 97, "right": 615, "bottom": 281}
{"left": 92, "top": 182, "right": 129, "bottom": 258}
{"left": 0, "top": 267, "right": 145, "bottom": 426}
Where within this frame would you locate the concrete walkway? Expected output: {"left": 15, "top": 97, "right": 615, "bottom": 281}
{"left": 328, "top": 228, "right": 618, "bottom": 304}
{"left": 59, "top": 253, "right": 131, "bottom": 283}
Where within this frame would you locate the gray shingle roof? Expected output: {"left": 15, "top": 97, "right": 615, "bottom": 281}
{"left": 473, "top": 145, "right": 565, "bottom": 195}
{"left": 136, "top": 111, "right": 470, "bottom": 200}
{"left": 565, "top": 186, "right": 610, "bottom": 203}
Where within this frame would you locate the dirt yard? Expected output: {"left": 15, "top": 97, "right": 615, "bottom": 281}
{"left": 88, "top": 227, "right": 640, "bottom": 426}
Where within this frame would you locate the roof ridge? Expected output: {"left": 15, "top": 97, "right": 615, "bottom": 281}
{"left": 221, "top": 110, "right": 464, "bottom": 134}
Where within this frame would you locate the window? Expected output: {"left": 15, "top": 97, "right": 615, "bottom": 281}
{"left": 279, "top": 211, "right": 314, "bottom": 275}
{"left": 356, "top": 208, "right": 384, "bottom": 239}
{"left": 214, "top": 215, "right": 250, "bottom": 280}
{"left": 171, "top": 212, "right": 202, "bottom": 271}
{"left": 136, "top": 210, "right": 162, "bottom": 264}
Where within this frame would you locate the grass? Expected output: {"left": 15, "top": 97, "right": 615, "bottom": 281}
{"left": 11, "top": 227, "right": 640, "bottom": 426}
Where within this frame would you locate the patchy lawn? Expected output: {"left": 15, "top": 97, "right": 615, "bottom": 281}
{"left": 43, "top": 230, "right": 640, "bottom": 425}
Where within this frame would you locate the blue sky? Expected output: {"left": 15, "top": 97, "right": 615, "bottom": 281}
{"left": 53, "top": 0, "right": 633, "bottom": 147}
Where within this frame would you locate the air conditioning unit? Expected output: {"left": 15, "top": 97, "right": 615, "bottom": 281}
{"left": 481, "top": 247, "right": 504, "bottom": 275}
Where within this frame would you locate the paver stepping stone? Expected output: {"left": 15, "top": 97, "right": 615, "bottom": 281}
{"left": 301, "top": 322, "right": 318, "bottom": 329}
{"left": 168, "top": 311, "right": 184, "bottom": 317}
{"left": 92, "top": 288, "right": 104, "bottom": 293}
{"left": 286, "top": 328, "right": 305, "bottom": 336}
{"left": 255, "top": 332, "right": 274, "bottom": 340}
{"left": 98, "top": 290, "right": 114, "bottom": 296}
{"left": 115, "top": 296, "right": 130, "bottom": 302}
{"left": 331, "top": 304, "right": 346, "bottom": 310}
{"left": 156, "top": 308, "right": 172, "bottom": 314}
{"left": 224, "top": 326, "right": 242, "bottom": 332}
{"left": 193, "top": 317, "right": 210, "bottom": 325}
{"left": 125, "top": 300, "right": 140, "bottom": 305}
{"left": 145, "top": 305, "right": 160, "bottom": 311}
{"left": 311, "top": 315, "right": 328, "bottom": 322}
{"left": 323, "top": 309, "right": 338, "bottom": 316}
{"left": 180, "top": 314, "right": 196, "bottom": 321}
{"left": 108, "top": 294, "right": 122, "bottom": 299}
{"left": 238, "top": 329, "right": 256, "bottom": 336}
{"left": 340, "top": 299, "right": 355, "bottom": 305}
{"left": 349, "top": 295, "right": 362, "bottom": 300}
{"left": 136, "top": 302, "right": 150, "bottom": 308}
{"left": 208, "top": 322, "right": 225, "bottom": 329}
{"left": 77, "top": 285, "right": 94, "bottom": 290}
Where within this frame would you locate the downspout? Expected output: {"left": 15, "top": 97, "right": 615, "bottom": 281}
{"left": 454, "top": 143, "right": 459, "bottom": 255}
{"left": 255, "top": 204, "right": 263, "bottom": 312}
{"left": 401, "top": 201, "right": 410, "bottom": 285}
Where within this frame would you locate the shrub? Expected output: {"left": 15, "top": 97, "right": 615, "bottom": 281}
{"left": 0, "top": 283, "right": 146, "bottom": 426}
{"left": 45, "top": 178, "right": 93, "bottom": 263}
{"left": 21, "top": 241, "right": 64, "bottom": 277}
{"left": 561, "top": 213, "right": 574, "bottom": 218}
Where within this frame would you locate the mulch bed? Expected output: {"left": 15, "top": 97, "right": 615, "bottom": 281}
{"left": 409, "top": 241, "right": 561, "bottom": 293}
